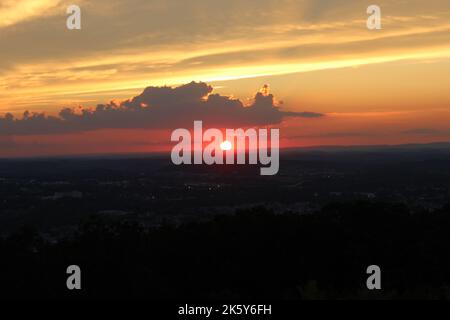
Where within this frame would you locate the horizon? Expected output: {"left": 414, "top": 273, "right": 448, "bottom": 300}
{"left": 2, "top": 140, "right": 450, "bottom": 161}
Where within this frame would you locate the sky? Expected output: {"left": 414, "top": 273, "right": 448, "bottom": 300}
{"left": 1, "top": 0, "right": 450, "bottom": 157}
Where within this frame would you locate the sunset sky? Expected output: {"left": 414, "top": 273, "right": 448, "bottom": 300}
{"left": 1, "top": 0, "right": 450, "bottom": 157}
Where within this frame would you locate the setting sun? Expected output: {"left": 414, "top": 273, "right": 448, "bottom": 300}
{"left": 220, "top": 140, "right": 233, "bottom": 151}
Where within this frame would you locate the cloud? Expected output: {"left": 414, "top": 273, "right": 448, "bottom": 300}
{"left": 0, "top": 82, "right": 323, "bottom": 135}
{"left": 401, "top": 128, "right": 450, "bottom": 136}
{"left": 2, "top": 0, "right": 450, "bottom": 109}
{"left": 0, "top": 0, "right": 61, "bottom": 28}
{"left": 287, "top": 131, "right": 378, "bottom": 139}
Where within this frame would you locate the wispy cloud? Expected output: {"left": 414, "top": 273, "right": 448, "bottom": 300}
{"left": 401, "top": 128, "right": 450, "bottom": 136}
{"left": 0, "top": 0, "right": 62, "bottom": 28}
{"left": 2, "top": 1, "right": 450, "bottom": 113}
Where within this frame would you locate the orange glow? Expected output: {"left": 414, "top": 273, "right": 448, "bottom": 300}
{"left": 1, "top": 1, "right": 450, "bottom": 157}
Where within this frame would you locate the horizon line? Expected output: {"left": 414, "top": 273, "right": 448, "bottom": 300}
{"left": 2, "top": 141, "right": 450, "bottom": 161}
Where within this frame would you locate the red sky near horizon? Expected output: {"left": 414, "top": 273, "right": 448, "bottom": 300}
{"left": 1, "top": 0, "right": 450, "bottom": 157}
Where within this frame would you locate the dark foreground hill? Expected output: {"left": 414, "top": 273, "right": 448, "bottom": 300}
{"left": 1, "top": 201, "right": 450, "bottom": 300}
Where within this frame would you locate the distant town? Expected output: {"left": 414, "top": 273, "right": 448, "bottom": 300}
{"left": 1, "top": 143, "right": 450, "bottom": 240}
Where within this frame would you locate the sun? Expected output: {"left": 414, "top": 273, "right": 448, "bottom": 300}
{"left": 220, "top": 140, "right": 233, "bottom": 151}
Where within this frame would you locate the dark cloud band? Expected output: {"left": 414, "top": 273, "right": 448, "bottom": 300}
{"left": 0, "top": 82, "right": 323, "bottom": 135}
